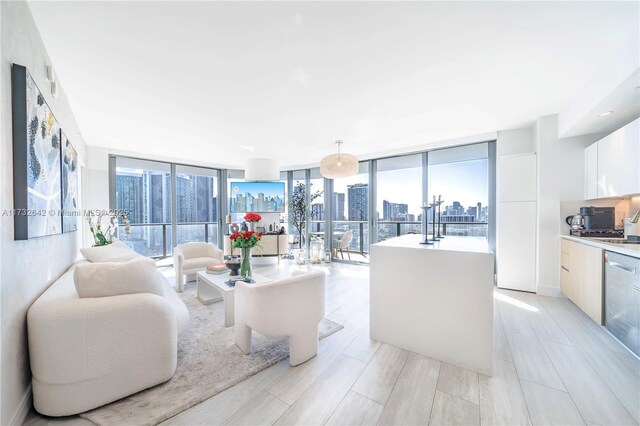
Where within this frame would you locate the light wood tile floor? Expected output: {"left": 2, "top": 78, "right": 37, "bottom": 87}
{"left": 25, "top": 261, "right": 640, "bottom": 426}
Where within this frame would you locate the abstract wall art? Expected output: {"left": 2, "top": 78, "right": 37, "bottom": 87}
{"left": 12, "top": 64, "right": 63, "bottom": 239}
{"left": 61, "top": 131, "right": 78, "bottom": 232}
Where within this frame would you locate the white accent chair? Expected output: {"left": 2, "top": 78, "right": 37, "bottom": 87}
{"left": 174, "top": 242, "right": 224, "bottom": 292}
{"left": 234, "top": 271, "right": 325, "bottom": 366}
{"left": 334, "top": 229, "right": 354, "bottom": 260}
{"left": 27, "top": 260, "right": 190, "bottom": 417}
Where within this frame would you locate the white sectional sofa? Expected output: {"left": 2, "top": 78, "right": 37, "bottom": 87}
{"left": 27, "top": 259, "right": 190, "bottom": 417}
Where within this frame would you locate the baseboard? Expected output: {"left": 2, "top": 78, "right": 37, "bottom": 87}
{"left": 9, "top": 384, "right": 32, "bottom": 426}
{"left": 536, "top": 285, "right": 565, "bottom": 298}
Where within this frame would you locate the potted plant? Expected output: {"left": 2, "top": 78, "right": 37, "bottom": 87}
{"left": 87, "top": 211, "right": 131, "bottom": 246}
{"left": 288, "top": 182, "right": 323, "bottom": 250}
{"left": 229, "top": 230, "right": 262, "bottom": 278}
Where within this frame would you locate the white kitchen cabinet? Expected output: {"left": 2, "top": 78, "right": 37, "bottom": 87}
{"left": 498, "top": 201, "right": 537, "bottom": 292}
{"left": 498, "top": 154, "right": 537, "bottom": 202}
{"left": 497, "top": 153, "right": 537, "bottom": 292}
{"left": 560, "top": 239, "right": 603, "bottom": 325}
{"left": 597, "top": 118, "right": 640, "bottom": 198}
{"left": 584, "top": 142, "right": 598, "bottom": 200}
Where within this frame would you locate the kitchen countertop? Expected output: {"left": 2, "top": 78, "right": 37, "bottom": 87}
{"left": 372, "top": 234, "right": 492, "bottom": 254}
{"left": 561, "top": 235, "right": 640, "bottom": 258}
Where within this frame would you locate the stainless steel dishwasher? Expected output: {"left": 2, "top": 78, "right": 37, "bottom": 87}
{"left": 604, "top": 251, "right": 640, "bottom": 357}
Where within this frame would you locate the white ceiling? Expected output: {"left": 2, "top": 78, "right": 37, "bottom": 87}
{"left": 27, "top": 1, "right": 639, "bottom": 169}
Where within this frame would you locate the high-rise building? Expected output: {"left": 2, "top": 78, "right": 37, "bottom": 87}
{"left": 452, "top": 201, "right": 462, "bottom": 215}
{"left": 115, "top": 170, "right": 145, "bottom": 224}
{"left": 348, "top": 183, "right": 368, "bottom": 221}
{"left": 333, "top": 192, "right": 345, "bottom": 220}
{"left": 382, "top": 200, "right": 409, "bottom": 221}
{"left": 467, "top": 206, "right": 477, "bottom": 219}
{"left": 311, "top": 203, "right": 324, "bottom": 221}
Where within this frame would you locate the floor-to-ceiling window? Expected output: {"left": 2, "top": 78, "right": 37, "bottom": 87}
{"left": 308, "top": 168, "right": 325, "bottom": 241}
{"left": 376, "top": 154, "right": 423, "bottom": 242}
{"left": 427, "top": 143, "right": 489, "bottom": 237}
{"left": 112, "top": 141, "right": 493, "bottom": 261}
{"left": 331, "top": 162, "right": 370, "bottom": 262}
{"left": 175, "top": 165, "right": 219, "bottom": 245}
{"left": 112, "top": 156, "right": 220, "bottom": 258}
{"left": 114, "top": 157, "right": 172, "bottom": 257}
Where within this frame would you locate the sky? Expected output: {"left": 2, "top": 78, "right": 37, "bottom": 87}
{"left": 330, "top": 159, "right": 488, "bottom": 217}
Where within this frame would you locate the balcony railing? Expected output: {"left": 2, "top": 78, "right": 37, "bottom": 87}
{"left": 120, "top": 220, "right": 487, "bottom": 260}
{"left": 119, "top": 222, "right": 219, "bottom": 258}
{"left": 308, "top": 220, "right": 488, "bottom": 258}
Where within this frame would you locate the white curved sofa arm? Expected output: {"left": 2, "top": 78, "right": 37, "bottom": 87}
{"left": 28, "top": 293, "right": 178, "bottom": 416}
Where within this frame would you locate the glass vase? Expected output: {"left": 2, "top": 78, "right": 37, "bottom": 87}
{"left": 240, "top": 247, "right": 252, "bottom": 279}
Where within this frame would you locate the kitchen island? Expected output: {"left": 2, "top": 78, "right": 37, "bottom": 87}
{"left": 370, "top": 234, "right": 495, "bottom": 375}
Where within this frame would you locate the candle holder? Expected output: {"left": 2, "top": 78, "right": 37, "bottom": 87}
{"left": 419, "top": 206, "right": 433, "bottom": 245}
{"left": 430, "top": 202, "right": 440, "bottom": 242}
{"left": 436, "top": 200, "right": 444, "bottom": 239}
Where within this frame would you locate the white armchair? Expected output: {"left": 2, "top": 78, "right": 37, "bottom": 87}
{"left": 174, "top": 242, "right": 224, "bottom": 292}
{"left": 234, "top": 271, "right": 326, "bottom": 366}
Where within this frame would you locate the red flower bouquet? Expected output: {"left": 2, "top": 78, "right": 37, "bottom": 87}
{"left": 229, "top": 230, "right": 262, "bottom": 278}
{"left": 229, "top": 230, "right": 262, "bottom": 249}
{"left": 244, "top": 212, "right": 262, "bottom": 223}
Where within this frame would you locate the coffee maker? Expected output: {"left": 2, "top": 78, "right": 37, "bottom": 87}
{"left": 569, "top": 206, "right": 622, "bottom": 237}
{"left": 581, "top": 206, "right": 615, "bottom": 230}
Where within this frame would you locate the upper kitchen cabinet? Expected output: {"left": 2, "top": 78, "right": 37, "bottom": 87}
{"left": 585, "top": 118, "right": 640, "bottom": 199}
{"left": 584, "top": 142, "right": 598, "bottom": 200}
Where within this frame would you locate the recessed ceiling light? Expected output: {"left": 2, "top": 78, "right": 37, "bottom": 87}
{"left": 598, "top": 111, "right": 613, "bottom": 117}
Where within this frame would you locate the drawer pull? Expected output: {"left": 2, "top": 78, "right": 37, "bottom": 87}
{"left": 561, "top": 266, "right": 569, "bottom": 272}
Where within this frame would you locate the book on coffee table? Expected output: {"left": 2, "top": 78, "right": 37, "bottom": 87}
{"left": 206, "top": 263, "right": 228, "bottom": 275}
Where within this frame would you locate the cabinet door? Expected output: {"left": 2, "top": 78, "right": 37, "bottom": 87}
{"left": 598, "top": 118, "right": 640, "bottom": 197}
{"left": 618, "top": 118, "right": 640, "bottom": 196}
{"left": 598, "top": 134, "right": 617, "bottom": 197}
{"left": 497, "top": 201, "right": 536, "bottom": 292}
{"left": 560, "top": 240, "right": 572, "bottom": 297}
{"left": 579, "top": 244, "right": 604, "bottom": 325}
{"left": 567, "top": 241, "right": 583, "bottom": 304}
{"left": 584, "top": 143, "right": 598, "bottom": 200}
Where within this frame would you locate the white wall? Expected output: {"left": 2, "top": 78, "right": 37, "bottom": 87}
{"left": 535, "top": 114, "right": 606, "bottom": 296}
{"left": 0, "top": 2, "right": 87, "bottom": 424}
{"left": 83, "top": 146, "right": 111, "bottom": 246}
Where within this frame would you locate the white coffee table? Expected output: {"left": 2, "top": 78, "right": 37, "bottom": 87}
{"left": 196, "top": 270, "right": 271, "bottom": 327}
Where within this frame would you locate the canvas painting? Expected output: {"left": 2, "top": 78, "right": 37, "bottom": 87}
{"left": 26, "top": 72, "right": 62, "bottom": 238}
{"left": 61, "top": 132, "right": 78, "bottom": 232}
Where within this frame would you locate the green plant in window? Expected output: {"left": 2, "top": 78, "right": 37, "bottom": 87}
{"left": 288, "top": 182, "right": 323, "bottom": 249}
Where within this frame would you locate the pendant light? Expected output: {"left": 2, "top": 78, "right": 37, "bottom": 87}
{"left": 320, "top": 140, "right": 359, "bottom": 179}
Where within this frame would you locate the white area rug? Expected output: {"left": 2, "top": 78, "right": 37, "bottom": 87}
{"left": 79, "top": 282, "right": 343, "bottom": 426}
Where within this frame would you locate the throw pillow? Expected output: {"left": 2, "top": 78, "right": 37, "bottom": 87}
{"left": 74, "top": 257, "right": 166, "bottom": 298}
{"left": 80, "top": 240, "right": 140, "bottom": 263}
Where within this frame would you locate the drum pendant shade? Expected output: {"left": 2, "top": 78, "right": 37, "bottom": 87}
{"left": 320, "top": 141, "right": 358, "bottom": 179}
